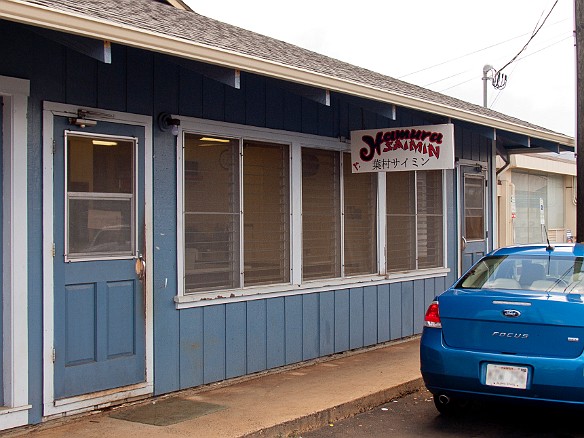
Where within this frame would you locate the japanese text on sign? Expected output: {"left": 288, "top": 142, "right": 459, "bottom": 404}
{"left": 350, "top": 123, "right": 455, "bottom": 173}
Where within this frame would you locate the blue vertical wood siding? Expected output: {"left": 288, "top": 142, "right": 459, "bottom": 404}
{"left": 177, "top": 278, "right": 447, "bottom": 389}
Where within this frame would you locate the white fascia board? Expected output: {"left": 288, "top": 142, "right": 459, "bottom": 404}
{"left": 510, "top": 154, "right": 577, "bottom": 176}
{"left": 1, "top": 0, "right": 574, "bottom": 149}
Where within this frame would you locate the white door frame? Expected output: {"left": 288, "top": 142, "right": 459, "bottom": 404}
{"left": 42, "top": 102, "right": 153, "bottom": 417}
{"left": 456, "top": 159, "right": 489, "bottom": 277}
{"left": 0, "top": 76, "right": 31, "bottom": 429}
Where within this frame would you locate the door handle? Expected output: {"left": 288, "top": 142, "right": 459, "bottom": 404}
{"left": 135, "top": 254, "right": 146, "bottom": 281}
{"left": 461, "top": 236, "right": 467, "bottom": 251}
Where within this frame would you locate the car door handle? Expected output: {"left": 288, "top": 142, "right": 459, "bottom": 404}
{"left": 461, "top": 236, "right": 467, "bottom": 251}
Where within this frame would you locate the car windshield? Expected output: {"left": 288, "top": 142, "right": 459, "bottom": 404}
{"left": 457, "top": 254, "right": 584, "bottom": 293}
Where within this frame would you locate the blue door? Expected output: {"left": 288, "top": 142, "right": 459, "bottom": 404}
{"left": 53, "top": 116, "right": 145, "bottom": 400}
{"left": 460, "top": 164, "right": 488, "bottom": 274}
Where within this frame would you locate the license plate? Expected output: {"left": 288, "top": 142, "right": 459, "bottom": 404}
{"left": 485, "top": 364, "right": 528, "bottom": 389}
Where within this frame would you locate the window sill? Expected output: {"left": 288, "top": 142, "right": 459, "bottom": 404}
{"left": 174, "top": 267, "right": 450, "bottom": 309}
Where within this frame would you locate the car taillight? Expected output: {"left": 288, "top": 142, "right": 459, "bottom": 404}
{"left": 424, "top": 301, "right": 442, "bottom": 328}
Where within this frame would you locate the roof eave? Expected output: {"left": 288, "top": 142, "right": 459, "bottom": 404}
{"left": 0, "top": 0, "right": 574, "bottom": 149}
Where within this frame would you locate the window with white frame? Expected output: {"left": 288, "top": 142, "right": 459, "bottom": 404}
{"left": 182, "top": 134, "right": 289, "bottom": 293}
{"left": 386, "top": 170, "right": 444, "bottom": 272}
{"left": 302, "top": 148, "right": 341, "bottom": 280}
{"left": 180, "top": 129, "right": 446, "bottom": 296}
{"left": 343, "top": 153, "right": 377, "bottom": 276}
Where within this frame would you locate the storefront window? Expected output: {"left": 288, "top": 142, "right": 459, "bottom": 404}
{"left": 513, "top": 171, "right": 565, "bottom": 244}
{"left": 180, "top": 130, "right": 446, "bottom": 296}
{"left": 386, "top": 170, "right": 443, "bottom": 272}
{"left": 343, "top": 153, "right": 377, "bottom": 276}
{"left": 183, "top": 135, "right": 240, "bottom": 291}
{"left": 183, "top": 134, "right": 290, "bottom": 292}
{"left": 302, "top": 148, "right": 341, "bottom": 280}
{"left": 243, "top": 141, "right": 290, "bottom": 286}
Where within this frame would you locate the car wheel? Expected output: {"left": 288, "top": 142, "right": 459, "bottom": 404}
{"left": 432, "top": 394, "right": 468, "bottom": 415}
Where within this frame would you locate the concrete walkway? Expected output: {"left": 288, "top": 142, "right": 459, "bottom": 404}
{"left": 10, "top": 337, "right": 422, "bottom": 438}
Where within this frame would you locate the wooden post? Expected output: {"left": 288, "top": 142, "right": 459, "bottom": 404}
{"left": 576, "top": 0, "right": 584, "bottom": 241}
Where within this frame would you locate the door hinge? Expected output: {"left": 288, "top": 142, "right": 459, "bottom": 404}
{"left": 51, "top": 348, "right": 56, "bottom": 363}
{"left": 51, "top": 243, "right": 55, "bottom": 257}
{"left": 52, "top": 140, "right": 56, "bottom": 155}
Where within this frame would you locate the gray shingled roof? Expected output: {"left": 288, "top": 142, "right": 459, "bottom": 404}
{"left": 17, "top": 0, "right": 571, "bottom": 139}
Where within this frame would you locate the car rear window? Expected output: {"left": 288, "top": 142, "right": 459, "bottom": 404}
{"left": 457, "top": 254, "right": 584, "bottom": 293}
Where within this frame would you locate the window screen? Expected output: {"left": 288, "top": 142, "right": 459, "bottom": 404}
{"left": 387, "top": 171, "right": 416, "bottom": 272}
{"left": 243, "top": 141, "right": 290, "bottom": 286}
{"left": 417, "top": 171, "right": 443, "bottom": 269}
{"left": 183, "top": 134, "right": 240, "bottom": 292}
{"left": 386, "top": 170, "right": 444, "bottom": 272}
{"left": 343, "top": 153, "right": 377, "bottom": 276}
{"left": 302, "top": 148, "right": 341, "bottom": 280}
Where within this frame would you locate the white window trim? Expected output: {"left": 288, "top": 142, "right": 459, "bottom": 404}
{"left": 0, "top": 75, "right": 31, "bottom": 429}
{"left": 175, "top": 116, "right": 449, "bottom": 309}
{"left": 42, "top": 102, "right": 154, "bottom": 417}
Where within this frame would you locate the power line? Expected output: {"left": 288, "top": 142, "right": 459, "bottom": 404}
{"left": 428, "top": 32, "right": 571, "bottom": 90}
{"left": 436, "top": 33, "right": 572, "bottom": 93}
{"left": 398, "top": 16, "right": 569, "bottom": 80}
{"left": 498, "top": 0, "right": 559, "bottom": 73}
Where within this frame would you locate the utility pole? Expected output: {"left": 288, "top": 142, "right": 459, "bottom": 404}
{"left": 576, "top": 0, "right": 584, "bottom": 242}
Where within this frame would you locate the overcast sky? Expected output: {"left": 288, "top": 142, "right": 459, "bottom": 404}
{"left": 185, "top": 0, "right": 575, "bottom": 137}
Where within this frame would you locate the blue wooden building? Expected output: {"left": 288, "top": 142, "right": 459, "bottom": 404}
{"left": 0, "top": 0, "right": 574, "bottom": 430}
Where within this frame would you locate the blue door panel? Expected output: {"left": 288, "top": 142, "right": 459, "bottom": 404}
{"left": 53, "top": 115, "right": 146, "bottom": 400}
{"left": 107, "top": 281, "right": 136, "bottom": 358}
{"left": 64, "top": 284, "right": 96, "bottom": 366}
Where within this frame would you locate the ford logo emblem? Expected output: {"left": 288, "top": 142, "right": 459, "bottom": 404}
{"left": 502, "top": 309, "right": 521, "bottom": 318}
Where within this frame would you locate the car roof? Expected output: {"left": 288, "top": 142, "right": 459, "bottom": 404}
{"left": 489, "top": 244, "right": 584, "bottom": 258}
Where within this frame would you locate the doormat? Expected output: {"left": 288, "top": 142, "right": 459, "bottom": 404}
{"left": 110, "top": 397, "right": 226, "bottom": 426}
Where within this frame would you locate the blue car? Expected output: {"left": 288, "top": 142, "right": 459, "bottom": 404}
{"left": 420, "top": 244, "right": 584, "bottom": 414}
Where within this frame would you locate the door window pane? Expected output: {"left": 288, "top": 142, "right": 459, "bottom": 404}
{"left": 387, "top": 171, "right": 416, "bottom": 272}
{"left": 243, "top": 141, "right": 290, "bottom": 286}
{"left": 184, "top": 134, "right": 240, "bottom": 292}
{"left": 66, "top": 134, "right": 135, "bottom": 258}
{"left": 302, "top": 148, "right": 341, "bottom": 280}
{"left": 343, "top": 154, "right": 377, "bottom": 276}
{"left": 464, "top": 175, "right": 485, "bottom": 240}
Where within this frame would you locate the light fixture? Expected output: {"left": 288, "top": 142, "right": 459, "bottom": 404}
{"left": 69, "top": 117, "right": 97, "bottom": 128}
{"left": 158, "top": 113, "right": 181, "bottom": 136}
{"left": 69, "top": 109, "right": 98, "bottom": 128}
{"left": 199, "top": 137, "right": 230, "bottom": 143}
{"left": 92, "top": 140, "right": 118, "bottom": 146}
